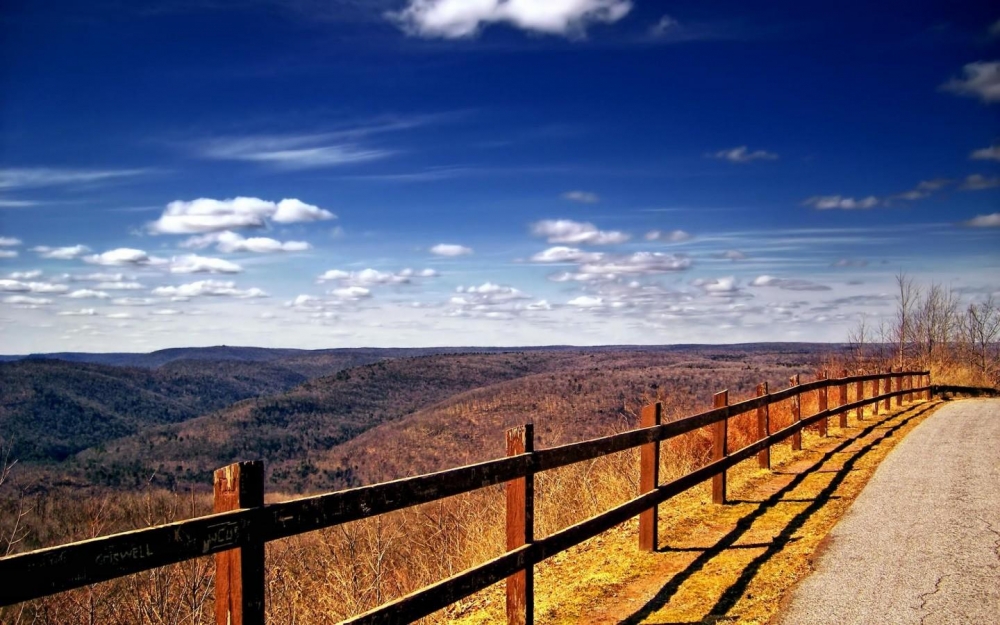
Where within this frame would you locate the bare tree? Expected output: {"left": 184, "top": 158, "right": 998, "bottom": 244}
{"left": 894, "top": 272, "right": 920, "bottom": 369}
{"left": 914, "top": 283, "right": 960, "bottom": 367}
{"left": 847, "top": 313, "right": 875, "bottom": 369}
{"left": 964, "top": 296, "right": 1000, "bottom": 384}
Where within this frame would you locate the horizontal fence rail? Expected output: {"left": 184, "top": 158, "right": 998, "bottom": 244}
{"left": 1, "top": 369, "right": 952, "bottom": 623}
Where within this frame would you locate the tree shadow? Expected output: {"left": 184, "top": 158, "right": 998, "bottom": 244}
{"left": 620, "top": 402, "right": 936, "bottom": 625}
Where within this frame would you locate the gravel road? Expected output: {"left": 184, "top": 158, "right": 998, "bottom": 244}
{"left": 774, "top": 398, "right": 1000, "bottom": 625}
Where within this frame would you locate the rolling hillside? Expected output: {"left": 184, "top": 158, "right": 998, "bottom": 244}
{"left": 48, "top": 345, "right": 829, "bottom": 491}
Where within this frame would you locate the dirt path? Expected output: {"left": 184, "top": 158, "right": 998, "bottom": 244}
{"left": 773, "top": 398, "right": 1000, "bottom": 625}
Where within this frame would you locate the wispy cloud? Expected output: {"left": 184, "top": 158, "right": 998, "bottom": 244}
{"left": 645, "top": 229, "right": 692, "bottom": 243}
{"left": 199, "top": 134, "right": 391, "bottom": 169}
{"left": 964, "top": 213, "right": 1000, "bottom": 227}
{"left": 32, "top": 244, "right": 92, "bottom": 259}
{"left": 970, "top": 145, "right": 1000, "bottom": 161}
{"left": 649, "top": 15, "right": 678, "bottom": 37}
{"left": 893, "top": 178, "right": 951, "bottom": 201}
{"left": 940, "top": 61, "right": 1000, "bottom": 104}
{"left": 803, "top": 195, "right": 879, "bottom": 210}
{"left": 0, "top": 168, "right": 150, "bottom": 190}
{"left": 710, "top": 146, "right": 778, "bottom": 163}
{"left": 562, "top": 190, "right": 599, "bottom": 203}
{"left": 387, "top": 0, "right": 633, "bottom": 39}
{"left": 960, "top": 174, "right": 1000, "bottom": 190}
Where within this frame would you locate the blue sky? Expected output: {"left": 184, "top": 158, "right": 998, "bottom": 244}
{"left": 1, "top": 0, "right": 998, "bottom": 353}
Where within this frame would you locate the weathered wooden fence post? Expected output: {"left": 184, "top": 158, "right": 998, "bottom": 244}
{"left": 855, "top": 376, "right": 864, "bottom": 421}
{"left": 213, "top": 461, "right": 266, "bottom": 625}
{"left": 639, "top": 402, "right": 662, "bottom": 552}
{"left": 712, "top": 390, "right": 729, "bottom": 504}
{"left": 925, "top": 372, "right": 932, "bottom": 400}
{"left": 895, "top": 369, "right": 904, "bottom": 408}
{"left": 882, "top": 369, "right": 891, "bottom": 413}
{"left": 756, "top": 383, "right": 770, "bottom": 470}
{"left": 506, "top": 424, "right": 534, "bottom": 625}
{"left": 790, "top": 374, "right": 802, "bottom": 451}
{"left": 817, "top": 371, "right": 829, "bottom": 437}
{"left": 838, "top": 369, "right": 848, "bottom": 428}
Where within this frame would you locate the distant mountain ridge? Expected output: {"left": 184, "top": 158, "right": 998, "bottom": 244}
{"left": 0, "top": 342, "right": 833, "bottom": 368}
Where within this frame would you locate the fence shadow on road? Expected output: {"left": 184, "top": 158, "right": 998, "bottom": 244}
{"left": 620, "top": 402, "right": 938, "bottom": 625}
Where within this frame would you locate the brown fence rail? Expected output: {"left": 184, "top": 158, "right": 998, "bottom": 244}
{"left": 0, "top": 369, "right": 944, "bottom": 623}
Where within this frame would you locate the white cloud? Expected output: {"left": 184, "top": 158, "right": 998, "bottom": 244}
{"left": 112, "top": 297, "right": 158, "bottom": 306}
{"left": 272, "top": 198, "right": 335, "bottom": 223}
{"left": 940, "top": 61, "right": 1000, "bottom": 103}
{"left": 698, "top": 276, "right": 740, "bottom": 295}
{"left": 964, "top": 213, "right": 1000, "bottom": 227}
{"left": 74, "top": 272, "right": 126, "bottom": 282}
{"left": 970, "top": 145, "right": 1000, "bottom": 161}
{"left": 105, "top": 312, "right": 133, "bottom": 319}
{"left": 169, "top": 254, "right": 243, "bottom": 274}
{"left": 0, "top": 279, "right": 69, "bottom": 293}
{"left": 317, "top": 269, "right": 351, "bottom": 282}
{"left": 148, "top": 197, "right": 335, "bottom": 234}
{"left": 286, "top": 294, "right": 325, "bottom": 311}
{"left": 568, "top": 295, "right": 604, "bottom": 308}
{"left": 530, "top": 246, "right": 603, "bottom": 263}
{"left": 562, "top": 190, "right": 599, "bottom": 203}
{"left": 447, "top": 282, "right": 534, "bottom": 318}
{"left": 317, "top": 267, "right": 437, "bottom": 287}
{"left": 803, "top": 195, "right": 879, "bottom": 210}
{"left": 430, "top": 243, "right": 473, "bottom": 256}
{"left": 960, "top": 174, "right": 1000, "bottom": 190}
{"left": 0, "top": 237, "right": 20, "bottom": 246}
{"left": 577, "top": 252, "right": 691, "bottom": 276}
{"left": 330, "top": 286, "right": 372, "bottom": 300}
{"left": 645, "top": 229, "right": 692, "bottom": 243}
{"left": 388, "top": 0, "right": 632, "bottom": 39}
{"left": 711, "top": 146, "right": 778, "bottom": 163}
{"left": 750, "top": 275, "right": 831, "bottom": 291}
{"left": 0, "top": 250, "right": 16, "bottom": 258}
{"left": 67, "top": 289, "right": 111, "bottom": 299}
{"left": 96, "top": 281, "right": 144, "bottom": 290}
{"left": 84, "top": 248, "right": 167, "bottom": 267}
{"left": 184, "top": 230, "right": 311, "bottom": 253}
{"left": 3, "top": 295, "right": 52, "bottom": 306}
{"left": 8, "top": 270, "right": 41, "bottom": 279}
{"left": 57, "top": 308, "right": 98, "bottom": 316}
{"left": 200, "top": 134, "right": 391, "bottom": 169}
{"left": 151, "top": 309, "right": 183, "bottom": 316}
{"left": 32, "top": 244, "right": 91, "bottom": 259}
{"left": 0, "top": 168, "right": 148, "bottom": 190}
{"left": 531, "top": 219, "right": 628, "bottom": 245}
{"left": 152, "top": 280, "right": 267, "bottom": 299}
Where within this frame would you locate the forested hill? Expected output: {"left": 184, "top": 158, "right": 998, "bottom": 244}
{"left": 0, "top": 358, "right": 317, "bottom": 461}
{"left": 1, "top": 344, "right": 836, "bottom": 492}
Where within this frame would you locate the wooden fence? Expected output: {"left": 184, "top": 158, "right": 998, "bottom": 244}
{"left": 0, "top": 369, "right": 937, "bottom": 624}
